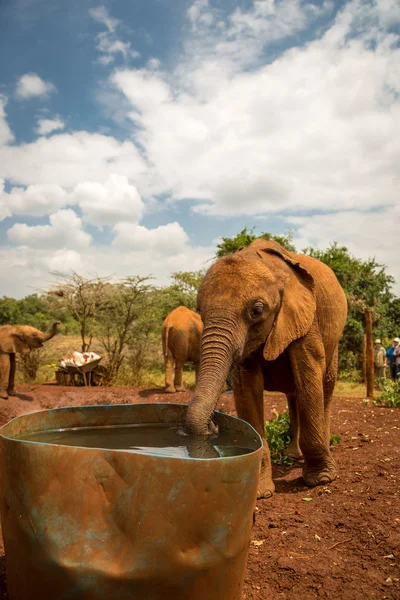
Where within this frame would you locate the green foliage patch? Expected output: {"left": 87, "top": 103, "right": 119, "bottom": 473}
{"left": 372, "top": 379, "right": 400, "bottom": 408}
{"left": 264, "top": 411, "right": 293, "bottom": 465}
{"left": 216, "top": 227, "right": 295, "bottom": 258}
{"left": 265, "top": 410, "right": 341, "bottom": 465}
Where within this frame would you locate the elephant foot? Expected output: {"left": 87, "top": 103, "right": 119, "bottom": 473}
{"left": 165, "top": 386, "right": 176, "bottom": 394}
{"left": 175, "top": 385, "right": 188, "bottom": 393}
{"left": 257, "top": 473, "right": 275, "bottom": 499}
{"left": 7, "top": 388, "right": 16, "bottom": 397}
{"left": 303, "top": 458, "right": 337, "bottom": 487}
{"left": 0, "top": 390, "right": 8, "bottom": 400}
{"left": 284, "top": 441, "right": 303, "bottom": 461}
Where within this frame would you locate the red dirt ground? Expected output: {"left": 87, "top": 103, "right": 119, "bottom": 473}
{"left": 0, "top": 383, "right": 399, "bottom": 599}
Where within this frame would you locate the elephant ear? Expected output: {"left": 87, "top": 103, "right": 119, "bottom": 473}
{"left": 254, "top": 241, "right": 316, "bottom": 361}
{"left": 0, "top": 330, "right": 31, "bottom": 354}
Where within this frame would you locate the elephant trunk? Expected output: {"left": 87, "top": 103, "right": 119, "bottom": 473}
{"left": 185, "top": 318, "right": 240, "bottom": 436}
{"left": 42, "top": 321, "right": 60, "bottom": 342}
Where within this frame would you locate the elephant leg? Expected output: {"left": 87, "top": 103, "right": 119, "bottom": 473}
{"left": 233, "top": 362, "right": 274, "bottom": 499}
{"left": 164, "top": 352, "right": 175, "bottom": 393}
{"left": 284, "top": 393, "right": 303, "bottom": 460}
{"left": 289, "top": 332, "right": 336, "bottom": 488}
{"left": 7, "top": 353, "right": 16, "bottom": 396}
{"left": 0, "top": 354, "right": 10, "bottom": 399}
{"left": 174, "top": 359, "right": 187, "bottom": 392}
{"left": 323, "top": 348, "right": 338, "bottom": 447}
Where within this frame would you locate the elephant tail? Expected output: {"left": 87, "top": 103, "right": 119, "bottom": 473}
{"left": 162, "top": 325, "right": 170, "bottom": 358}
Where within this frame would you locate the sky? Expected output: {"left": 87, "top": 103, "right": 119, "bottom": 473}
{"left": 0, "top": 0, "right": 399, "bottom": 298}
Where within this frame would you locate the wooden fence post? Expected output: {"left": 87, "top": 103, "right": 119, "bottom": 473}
{"left": 362, "top": 334, "right": 367, "bottom": 384}
{"left": 365, "top": 309, "right": 374, "bottom": 399}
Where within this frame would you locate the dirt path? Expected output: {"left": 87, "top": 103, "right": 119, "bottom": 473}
{"left": 0, "top": 384, "right": 399, "bottom": 599}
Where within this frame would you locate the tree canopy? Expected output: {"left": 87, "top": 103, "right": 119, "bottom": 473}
{"left": 215, "top": 227, "right": 296, "bottom": 257}
{"left": 304, "top": 243, "right": 397, "bottom": 376}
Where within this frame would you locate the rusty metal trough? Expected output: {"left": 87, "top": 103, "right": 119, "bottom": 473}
{"left": 0, "top": 403, "right": 262, "bottom": 600}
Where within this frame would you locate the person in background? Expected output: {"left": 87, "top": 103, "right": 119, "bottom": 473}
{"left": 374, "top": 339, "right": 386, "bottom": 386}
{"left": 394, "top": 338, "right": 400, "bottom": 380}
{"left": 387, "top": 338, "right": 400, "bottom": 381}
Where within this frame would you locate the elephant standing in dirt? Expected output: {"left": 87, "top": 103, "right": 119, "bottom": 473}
{"left": 0, "top": 322, "right": 60, "bottom": 399}
{"left": 162, "top": 306, "right": 203, "bottom": 393}
{"left": 185, "top": 239, "right": 347, "bottom": 498}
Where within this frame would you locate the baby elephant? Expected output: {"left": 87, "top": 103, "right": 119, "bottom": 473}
{"left": 0, "top": 322, "right": 60, "bottom": 399}
{"left": 162, "top": 306, "right": 203, "bottom": 393}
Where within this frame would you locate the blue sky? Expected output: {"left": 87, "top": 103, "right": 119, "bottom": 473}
{"left": 0, "top": 0, "right": 399, "bottom": 297}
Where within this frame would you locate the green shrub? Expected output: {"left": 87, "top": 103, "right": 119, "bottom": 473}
{"left": 264, "top": 411, "right": 293, "bottom": 465}
{"left": 330, "top": 433, "right": 341, "bottom": 446}
{"left": 373, "top": 379, "right": 400, "bottom": 408}
{"left": 265, "top": 410, "right": 341, "bottom": 465}
{"left": 338, "top": 369, "right": 362, "bottom": 383}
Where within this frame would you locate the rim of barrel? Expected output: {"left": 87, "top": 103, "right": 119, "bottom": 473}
{"left": 0, "top": 403, "right": 263, "bottom": 461}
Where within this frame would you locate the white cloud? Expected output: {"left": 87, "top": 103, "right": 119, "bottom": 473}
{"left": 15, "top": 73, "right": 56, "bottom": 99}
{"left": 96, "top": 34, "right": 139, "bottom": 66}
{"left": 0, "top": 233, "right": 213, "bottom": 298}
{"left": 7, "top": 209, "right": 91, "bottom": 249}
{"left": 0, "top": 174, "right": 144, "bottom": 229}
{"left": 0, "top": 131, "right": 147, "bottom": 189}
{"left": 187, "top": 0, "right": 214, "bottom": 30}
{"left": 0, "top": 180, "right": 68, "bottom": 220}
{"left": 185, "top": 0, "right": 334, "bottom": 72}
{"left": 70, "top": 174, "right": 143, "bottom": 226}
{"left": 110, "top": 0, "right": 400, "bottom": 217}
{"left": 45, "top": 249, "right": 84, "bottom": 275}
{"left": 0, "top": 96, "right": 14, "bottom": 146}
{"left": 89, "top": 6, "right": 119, "bottom": 32}
{"left": 112, "top": 221, "right": 190, "bottom": 253}
{"left": 35, "top": 117, "right": 65, "bottom": 136}
{"left": 290, "top": 205, "right": 400, "bottom": 293}
{"left": 0, "top": 179, "right": 12, "bottom": 221}
{"left": 89, "top": 5, "right": 139, "bottom": 65}
{"left": 0, "top": 246, "right": 85, "bottom": 297}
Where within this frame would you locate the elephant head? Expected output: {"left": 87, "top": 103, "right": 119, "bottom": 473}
{"left": 0, "top": 322, "right": 60, "bottom": 354}
{"left": 185, "top": 240, "right": 316, "bottom": 435}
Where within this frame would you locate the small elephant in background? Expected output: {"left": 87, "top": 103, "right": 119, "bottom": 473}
{"left": 162, "top": 306, "right": 203, "bottom": 393}
{"left": 0, "top": 322, "right": 60, "bottom": 399}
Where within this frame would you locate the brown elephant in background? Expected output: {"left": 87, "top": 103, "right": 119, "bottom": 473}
{"left": 185, "top": 239, "right": 347, "bottom": 498}
{"left": 162, "top": 306, "right": 203, "bottom": 393}
{"left": 0, "top": 322, "right": 60, "bottom": 399}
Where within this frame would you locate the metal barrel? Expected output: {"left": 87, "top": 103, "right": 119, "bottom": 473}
{"left": 0, "top": 403, "right": 262, "bottom": 600}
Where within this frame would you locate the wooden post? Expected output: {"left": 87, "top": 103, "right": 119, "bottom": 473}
{"left": 362, "top": 334, "right": 367, "bottom": 383}
{"left": 365, "top": 309, "right": 374, "bottom": 399}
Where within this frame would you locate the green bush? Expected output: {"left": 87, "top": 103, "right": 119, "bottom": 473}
{"left": 373, "top": 379, "right": 400, "bottom": 408}
{"left": 264, "top": 411, "right": 293, "bottom": 465}
{"left": 330, "top": 433, "right": 341, "bottom": 446}
{"left": 265, "top": 410, "right": 341, "bottom": 465}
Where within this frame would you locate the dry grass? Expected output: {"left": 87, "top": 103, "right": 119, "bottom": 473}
{"left": 334, "top": 380, "right": 384, "bottom": 398}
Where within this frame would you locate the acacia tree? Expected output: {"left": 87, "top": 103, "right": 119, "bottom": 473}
{"left": 48, "top": 272, "right": 110, "bottom": 352}
{"left": 98, "top": 276, "right": 153, "bottom": 381}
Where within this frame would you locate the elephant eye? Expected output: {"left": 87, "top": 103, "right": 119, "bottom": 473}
{"left": 250, "top": 302, "right": 264, "bottom": 319}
